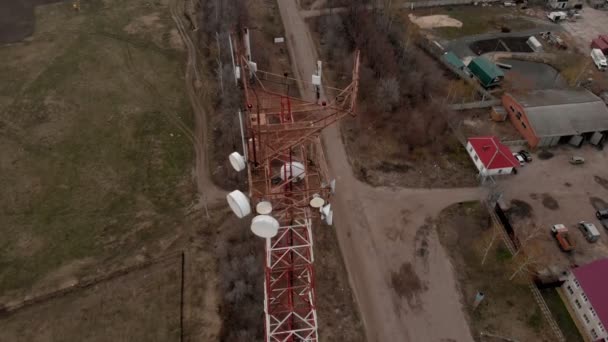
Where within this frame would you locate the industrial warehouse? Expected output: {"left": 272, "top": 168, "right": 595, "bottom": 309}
{"left": 502, "top": 89, "right": 608, "bottom": 148}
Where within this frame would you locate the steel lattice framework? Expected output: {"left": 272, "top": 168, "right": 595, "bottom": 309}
{"left": 232, "top": 29, "right": 360, "bottom": 342}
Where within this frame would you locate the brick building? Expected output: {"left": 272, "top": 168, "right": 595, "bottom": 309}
{"left": 502, "top": 89, "right": 608, "bottom": 148}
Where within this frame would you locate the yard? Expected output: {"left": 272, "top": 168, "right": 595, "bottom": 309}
{"left": 436, "top": 201, "right": 553, "bottom": 341}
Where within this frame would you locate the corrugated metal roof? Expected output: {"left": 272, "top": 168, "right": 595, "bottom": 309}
{"left": 468, "top": 136, "right": 519, "bottom": 169}
{"left": 573, "top": 258, "right": 608, "bottom": 328}
{"left": 470, "top": 57, "right": 504, "bottom": 79}
{"left": 508, "top": 89, "right": 608, "bottom": 136}
{"left": 442, "top": 52, "right": 465, "bottom": 69}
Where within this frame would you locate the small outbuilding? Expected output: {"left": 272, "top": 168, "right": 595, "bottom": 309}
{"left": 442, "top": 52, "right": 466, "bottom": 70}
{"left": 547, "top": 0, "right": 583, "bottom": 9}
{"left": 502, "top": 89, "right": 608, "bottom": 148}
{"left": 527, "top": 36, "right": 543, "bottom": 52}
{"left": 466, "top": 136, "right": 519, "bottom": 176}
{"left": 467, "top": 57, "right": 504, "bottom": 88}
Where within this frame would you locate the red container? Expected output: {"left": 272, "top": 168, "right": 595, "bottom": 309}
{"left": 591, "top": 38, "right": 608, "bottom": 54}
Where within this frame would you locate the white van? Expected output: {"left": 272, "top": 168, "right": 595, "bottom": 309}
{"left": 591, "top": 48, "right": 607, "bottom": 71}
{"left": 579, "top": 221, "right": 601, "bottom": 242}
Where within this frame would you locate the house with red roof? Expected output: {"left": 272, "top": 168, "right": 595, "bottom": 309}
{"left": 466, "top": 136, "right": 519, "bottom": 177}
{"left": 561, "top": 258, "right": 608, "bottom": 341}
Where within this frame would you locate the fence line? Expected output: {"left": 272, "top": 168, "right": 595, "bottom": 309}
{"left": 449, "top": 99, "right": 501, "bottom": 110}
{"left": 0, "top": 251, "right": 184, "bottom": 316}
{"left": 485, "top": 201, "right": 566, "bottom": 342}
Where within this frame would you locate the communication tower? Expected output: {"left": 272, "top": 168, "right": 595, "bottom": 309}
{"left": 226, "top": 28, "right": 360, "bottom": 342}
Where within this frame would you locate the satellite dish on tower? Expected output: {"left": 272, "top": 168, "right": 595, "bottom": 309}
{"left": 309, "top": 195, "right": 325, "bottom": 208}
{"left": 229, "top": 152, "right": 246, "bottom": 172}
{"left": 226, "top": 190, "right": 251, "bottom": 218}
{"left": 325, "top": 210, "right": 333, "bottom": 226}
{"left": 280, "top": 162, "right": 306, "bottom": 182}
{"left": 256, "top": 201, "right": 273, "bottom": 215}
{"left": 251, "top": 215, "right": 279, "bottom": 238}
{"left": 320, "top": 204, "right": 333, "bottom": 226}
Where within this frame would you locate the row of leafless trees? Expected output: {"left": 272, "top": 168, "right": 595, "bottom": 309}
{"left": 316, "top": 4, "right": 453, "bottom": 156}
{"left": 196, "top": 2, "right": 263, "bottom": 341}
{"left": 197, "top": 0, "right": 248, "bottom": 190}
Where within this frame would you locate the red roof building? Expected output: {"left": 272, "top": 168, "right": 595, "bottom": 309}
{"left": 466, "top": 136, "right": 519, "bottom": 176}
{"left": 562, "top": 258, "right": 608, "bottom": 341}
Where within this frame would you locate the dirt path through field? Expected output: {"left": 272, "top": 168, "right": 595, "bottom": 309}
{"left": 169, "top": 0, "right": 223, "bottom": 205}
{"left": 277, "top": 2, "right": 482, "bottom": 341}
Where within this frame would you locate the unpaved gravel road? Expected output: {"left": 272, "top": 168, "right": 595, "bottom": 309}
{"left": 277, "top": 2, "right": 483, "bottom": 341}
{"left": 170, "top": 0, "right": 223, "bottom": 204}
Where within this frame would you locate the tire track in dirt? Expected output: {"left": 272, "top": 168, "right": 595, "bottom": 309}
{"left": 169, "top": 0, "right": 222, "bottom": 205}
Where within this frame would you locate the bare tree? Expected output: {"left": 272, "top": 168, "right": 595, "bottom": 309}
{"left": 481, "top": 227, "right": 499, "bottom": 266}
{"left": 509, "top": 253, "right": 541, "bottom": 280}
{"left": 375, "top": 77, "right": 400, "bottom": 112}
{"left": 513, "top": 223, "right": 542, "bottom": 257}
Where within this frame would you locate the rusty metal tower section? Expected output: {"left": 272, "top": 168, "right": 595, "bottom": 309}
{"left": 226, "top": 29, "right": 360, "bottom": 342}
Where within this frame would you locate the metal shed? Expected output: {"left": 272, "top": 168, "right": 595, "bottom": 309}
{"left": 442, "top": 52, "right": 466, "bottom": 70}
{"left": 467, "top": 57, "right": 504, "bottom": 88}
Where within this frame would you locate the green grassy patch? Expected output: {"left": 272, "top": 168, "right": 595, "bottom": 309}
{"left": 540, "top": 288, "right": 585, "bottom": 342}
{"left": 0, "top": 0, "right": 194, "bottom": 295}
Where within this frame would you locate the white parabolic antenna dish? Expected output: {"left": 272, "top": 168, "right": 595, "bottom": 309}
{"left": 251, "top": 215, "right": 280, "bottom": 238}
{"left": 229, "top": 152, "right": 246, "bottom": 172}
{"left": 310, "top": 196, "right": 325, "bottom": 208}
{"left": 280, "top": 162, "right": 306, "bottom": 181}
{"left": 226, "top": 190, "right": 251, "bottom": 218}
{"left": 256, "top": 201, "right": 273, "bottom": 215}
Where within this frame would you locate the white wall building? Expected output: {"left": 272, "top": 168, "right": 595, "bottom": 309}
{"left": 561, "top": 258, "right": 608, "bottom": 341}
{"left": 466, "top": 136, "right": 519, "bottom": 177}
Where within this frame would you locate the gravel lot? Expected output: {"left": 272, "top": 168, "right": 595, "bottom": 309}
{"left": 562, "top": 7, "right": 608, "bottom": 52}
{"left": 497, "top": 145, "right": 608, "bottom": 268}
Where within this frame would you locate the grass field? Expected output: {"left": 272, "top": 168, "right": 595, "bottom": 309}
{"left": 0, "top": 256, "right": 182, "bottom": 341}
{"left": 436, "top": 202, "right": 553, "bottom": 341}
{"left": 413, "top": 7, "right": 538, "bottom": 40}
{"left": 0, "top": 0, "right": 194, "bottom": 299}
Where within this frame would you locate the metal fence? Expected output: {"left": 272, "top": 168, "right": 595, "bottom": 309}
{"left": 485, "top": 201, "right": 566, "bottom": 342}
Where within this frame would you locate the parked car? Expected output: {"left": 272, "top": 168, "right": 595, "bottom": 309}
{"left": 596, "top": 209, "right": 608, "bottom": 229}
{"left": 551, "top": 224, "right": 575, "bottom": 252}
{"left": 513, "top": 153, "right": 525, "bottom": 166}
{"left": 579, "top": 221, "right": 601, "bottom": 242}
{"left": 518, "top": 150, "right": 532, "bottom": 162}
{"left": 569, "top": 156, "right": 585, "bottom": 165}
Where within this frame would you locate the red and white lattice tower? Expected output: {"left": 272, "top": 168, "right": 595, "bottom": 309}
{"left": 226, "top": 29, "right": 360, "bottom": 342}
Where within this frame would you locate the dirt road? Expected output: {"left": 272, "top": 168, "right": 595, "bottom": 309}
{"left": 170, "top": 0, "right": 223, "bottom": 205}
{"left": 277, "top": 2, "right": 483, "bottom": 341}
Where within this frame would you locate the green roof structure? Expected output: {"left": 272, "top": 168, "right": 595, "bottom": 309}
{"left": 442, "top": 52, "right": 466, "bottom": 70}
{"left": 468, "top": 57, "right": 504, "bottom": 88}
